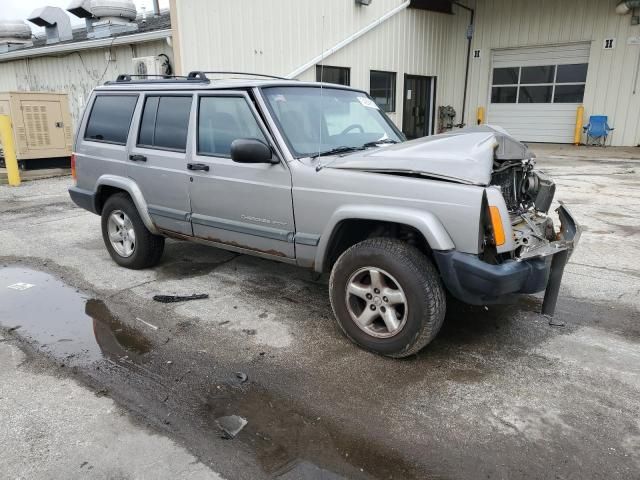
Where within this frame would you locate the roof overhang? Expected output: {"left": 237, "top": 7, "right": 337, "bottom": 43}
{"left": 0, "top": 28, "right": 171, "bottom": 63}
{"left": 409, "top": 0, "right": 454, "bottom": 14}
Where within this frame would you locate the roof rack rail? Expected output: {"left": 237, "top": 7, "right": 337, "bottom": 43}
{"left": 187, "top": 71, "right": 290, "bottom": 81}
{"left": 104, "top": 74, "right": 210, "bottom": 85}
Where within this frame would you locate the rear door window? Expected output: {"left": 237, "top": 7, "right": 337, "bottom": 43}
{"left": 84, "top": 95, "right": 138, "bottom": 144}
{"left": 137, "top": 95, "right": 193, "bottom": 152}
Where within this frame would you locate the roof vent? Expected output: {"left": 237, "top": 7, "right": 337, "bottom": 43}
{"left": 27, "top": 6, "right": 73, "bottom": 44}
{"left": 67, "top": 0, "right": 96, "bottom": 32}
{"left": 88, "top": 0, "right": 138, "bottom": 39}
{"left": 0, "top": 19, "right": 33, "bottom": 52}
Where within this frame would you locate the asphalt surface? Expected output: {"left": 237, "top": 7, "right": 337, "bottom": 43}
{"left": 0, "top": 152, "right": 639, "bottom": 479}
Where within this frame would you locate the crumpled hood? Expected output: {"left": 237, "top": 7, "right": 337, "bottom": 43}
{"left": 327, "top": 129, "right": 512, "bottom": 186}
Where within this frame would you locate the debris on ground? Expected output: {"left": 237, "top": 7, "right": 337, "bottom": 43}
{"left": 234, "top": 372, "right": 248, "bottom": 383}
{"left": 547, "top": 316, "right": 566, "bottom": 327}
{"left": 136, "top": 317, "right": 159, "bottom": 330}
{"left": 152, "top": 294, "right": 209, "bottom": 303}
{"left": 95, "top": 388, "right": 109, "bottom": 397}
{"left": 7, "top": 325, "right": 21, "bottom": 332}
{"left": 216, "top": 415, "right": 248, "bottom": 439}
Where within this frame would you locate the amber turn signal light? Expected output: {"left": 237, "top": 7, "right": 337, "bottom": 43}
{"left": 488, "top": 206, "right": 506, "bottom": 246}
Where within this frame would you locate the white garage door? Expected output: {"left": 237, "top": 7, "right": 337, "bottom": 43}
{"left": 487, "top": 43, "right": 591, "bottom": 144}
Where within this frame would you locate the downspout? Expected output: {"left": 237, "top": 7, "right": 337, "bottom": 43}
{"left": 286, "top": 0, "right": 412, "bottom": 79}
{"left": 451, "top": 1, "right": 474, "bottom": 128}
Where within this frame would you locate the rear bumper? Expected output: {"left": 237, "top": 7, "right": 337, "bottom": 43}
{"left": 68, "top": 186, "right": 97, "bottom": 214}
{"left": 434, "top": 204, "right": 581, "bottom": 305}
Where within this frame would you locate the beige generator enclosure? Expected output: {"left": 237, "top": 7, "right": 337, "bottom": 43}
{"left": 0, "top": 91, "right": 72, "bottom": 167}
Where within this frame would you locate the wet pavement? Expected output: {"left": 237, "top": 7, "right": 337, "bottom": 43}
{"left": 1, "top": 152, "right": 640, "bottom": 479}
{"left": 0, "top": 267, "right": 151, "bottom": 366}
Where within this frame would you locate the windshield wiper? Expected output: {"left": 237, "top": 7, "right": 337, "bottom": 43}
{"left": 362, "top": 139, "right": 400, "bottom": 148}
{"left": 315, "top": 146, "right": 365, "bottom": 158}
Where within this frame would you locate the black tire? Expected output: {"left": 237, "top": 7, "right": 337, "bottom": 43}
{"left": 101, "top": 192, "right": 165, "bottom": 270}
{"left": 329, "top": 238, "right": 446, "bottom": 358}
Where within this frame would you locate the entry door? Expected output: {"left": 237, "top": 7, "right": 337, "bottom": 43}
{"left": 188, "top": 92, "right": 295, "bottom": 258}
{"left": 127, "top": 94, "right": 194, "bottom": 235}
{"left": 402, "top": 75, "right": 435, "bottom": 139}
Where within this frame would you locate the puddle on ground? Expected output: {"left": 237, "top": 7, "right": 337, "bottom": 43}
{"left": 204, "top": 385, "right": 419, "bottom": 479}
{"left": 0, "top": 266, "right": 152, "bottom": 365}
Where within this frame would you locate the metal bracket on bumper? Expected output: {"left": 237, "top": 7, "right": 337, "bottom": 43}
{"left": 540, "top": 203, "right": 581, "bottom": 318}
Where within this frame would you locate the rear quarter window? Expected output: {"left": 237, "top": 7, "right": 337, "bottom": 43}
{"left": 84, "top": 95, "right": 138, "bottom": 145}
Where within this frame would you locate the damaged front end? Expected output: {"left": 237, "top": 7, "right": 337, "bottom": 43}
{"left": 486, "top": 133, "right": 581, "bottom": 317}
{"left": 435, "top": 126, "right": 580, "bottom": 317}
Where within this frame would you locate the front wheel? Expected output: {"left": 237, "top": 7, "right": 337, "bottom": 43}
{"left": 329, "top": 238, "right": 446, "bottom": 357}
{"left": 101, "top": 193, "right": 165, "bottom": 270}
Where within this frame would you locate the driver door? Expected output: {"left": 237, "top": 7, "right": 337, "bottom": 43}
{"left": 187, "top": 92, "right": 296, "bottom": 258}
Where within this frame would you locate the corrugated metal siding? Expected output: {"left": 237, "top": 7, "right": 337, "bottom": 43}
{"left": 174, "top": 0, "right": 640, "bottom": 146}
{"left": 465, "top": 0, "right": 640, "bottom": 146}
{"left": 0, "top": 40, "right": 173, "bottom": 130}
{"left": 175, "top": 0, "right": 407, "bottom": 77}
{"left": 174, "top": 0, "right": 471, "bottom": 131}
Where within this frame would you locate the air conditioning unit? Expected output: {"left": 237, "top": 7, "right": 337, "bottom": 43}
{"left": 132, "top": 56, "right": 163, "bottom": 78}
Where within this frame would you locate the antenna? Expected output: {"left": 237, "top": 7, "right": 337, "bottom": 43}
{"left": 316, "top": 13, "right": 326, "bottom": 168}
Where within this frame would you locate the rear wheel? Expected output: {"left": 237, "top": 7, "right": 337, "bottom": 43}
{"left": 329, "top": 238, "right": 446, "bottom": 357}
{"left": 101, "top": 193, "right": 164, "bottom": 269}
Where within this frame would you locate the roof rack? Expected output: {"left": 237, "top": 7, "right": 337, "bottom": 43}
{"left": 187, "top": 71, "right": 290, "bottom": 81}
{"left": 104, "top": 74, "right": 210, "bottom": 85}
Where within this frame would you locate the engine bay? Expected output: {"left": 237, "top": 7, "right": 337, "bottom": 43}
{"left": 491, "top": 158, "right": 559, "bottom": 259}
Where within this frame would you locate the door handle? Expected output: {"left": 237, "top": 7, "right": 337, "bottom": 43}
{"left": 187, "top": 163, "right": 210, "bottom": 172}
{"left": 129, "top": 154, "right": 147, "bottom": 162}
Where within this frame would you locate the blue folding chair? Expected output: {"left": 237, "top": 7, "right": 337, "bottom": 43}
{"left": 583, "top": 115, "right": 614, "bottom": 146}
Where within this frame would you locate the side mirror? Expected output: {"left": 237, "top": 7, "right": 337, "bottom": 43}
{"left": 230, "top": 138, "right": 277, "bottom": 164}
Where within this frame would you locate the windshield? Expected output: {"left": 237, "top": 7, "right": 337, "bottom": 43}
{"left": 262, "top": 86, "right": 403, "bottom": 158}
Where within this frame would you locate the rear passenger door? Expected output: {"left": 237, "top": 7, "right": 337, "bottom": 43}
{"left": 188, "top": 91, "right": 295, "bottom": 258}
{"left": 127, "top": 93, "right": 194, "bottom": 235}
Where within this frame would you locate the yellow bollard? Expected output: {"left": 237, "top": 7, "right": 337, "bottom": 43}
{"left": 0, "top": 115, "right": 20, "bottom": 186}
{"left": 573, "top": 105, "right": 584, "bottom": 146}
{"left": 476, "top": 106, "right": 485, "bottom": 125}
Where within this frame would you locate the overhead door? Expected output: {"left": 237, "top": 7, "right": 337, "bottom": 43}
{"left": 487, "top": 43, "right": 590, "bottom": 143}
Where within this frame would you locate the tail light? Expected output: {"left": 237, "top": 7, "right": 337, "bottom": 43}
{"left": 488, "top": 205, "right": 506, "bottom": 246}
{"left": 71, "top": 153, "right": 76, "bottom": 182}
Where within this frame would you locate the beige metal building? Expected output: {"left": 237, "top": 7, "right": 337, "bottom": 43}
{"left": 169, "top": 0, "right": 640, "bottom": 146}
{"left": 0, "top": 3, "right": 174, "bottom": 131}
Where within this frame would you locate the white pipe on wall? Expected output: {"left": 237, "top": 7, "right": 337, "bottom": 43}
{"left": 286, "top": 0, "right": 412, "bottom": 79}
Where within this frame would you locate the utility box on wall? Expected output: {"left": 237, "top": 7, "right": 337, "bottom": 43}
{"left": 0, "top": 91, "right": 72, "bottom": 166}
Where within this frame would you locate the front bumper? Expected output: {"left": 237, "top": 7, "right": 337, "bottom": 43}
{"left": 433, "top": 204, "right": 581, "bottom": 305}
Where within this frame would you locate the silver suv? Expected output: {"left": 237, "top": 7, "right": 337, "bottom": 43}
{"left": 69, "top": 72, "right": 580, "bottom": 357}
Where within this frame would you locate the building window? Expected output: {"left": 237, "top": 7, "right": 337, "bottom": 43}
{"left": 84, "top": 95, "right": 138, "bottom": 145}
{"left": 490, "top": 63, "right": 588, "bottom": 104}
{"left": 138, "top": 95, "right": 193, "bottom": 151}
{"left": 316, "top": 65, "right": 350, "bottom": 86}
{"left": 370, "top": 70, "right": 396, "bottom": 112}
